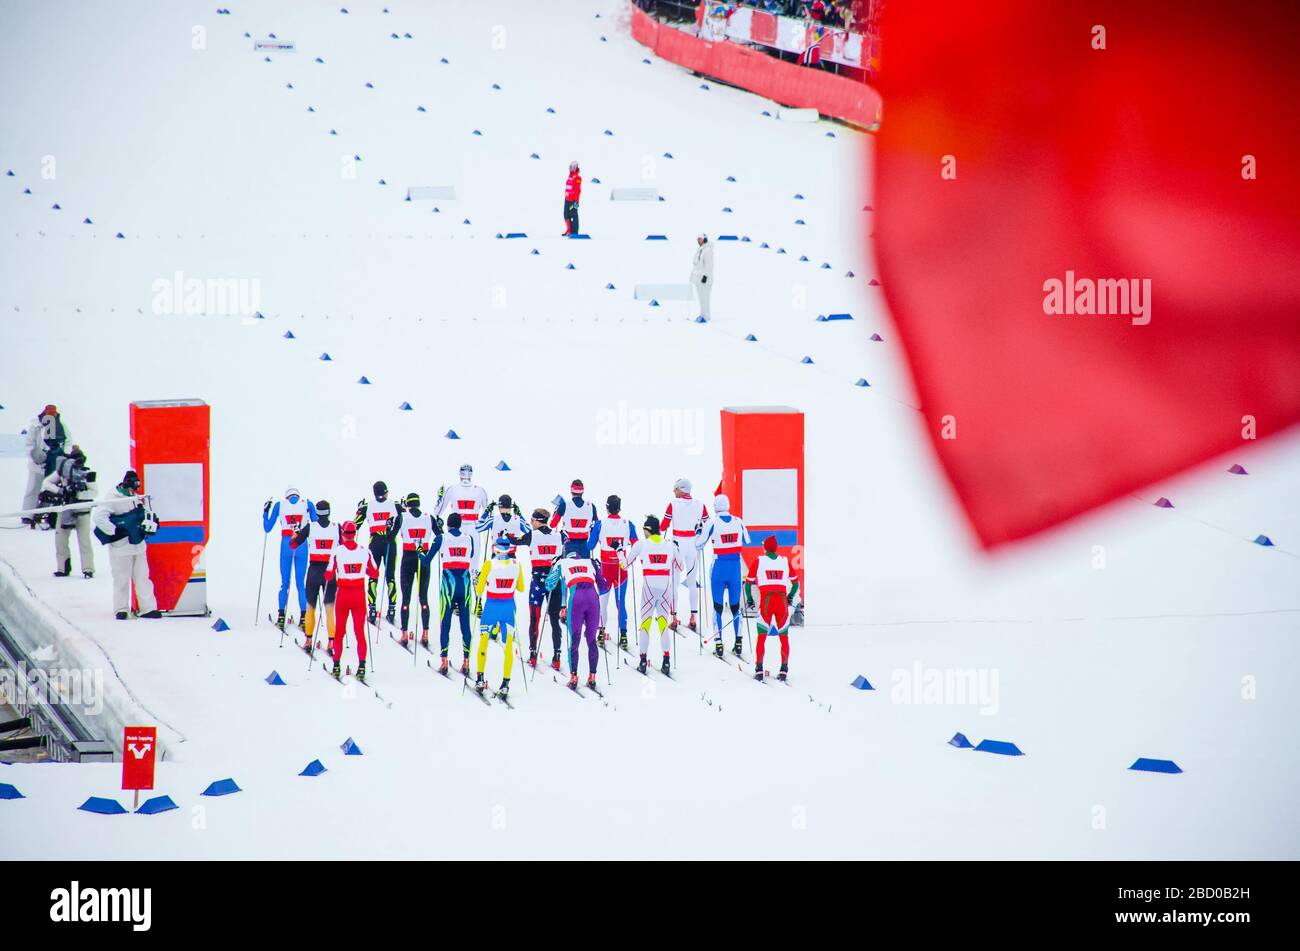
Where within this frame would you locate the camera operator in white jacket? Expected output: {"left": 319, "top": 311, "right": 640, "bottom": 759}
{"left": 41, "top": 445, "right": 95, "bottom": 578}
{"left": 92, "top": 469, "right": 160, "bottom": 620}
{"left": 691, "top": 233, "right": 715, "bottom": 322}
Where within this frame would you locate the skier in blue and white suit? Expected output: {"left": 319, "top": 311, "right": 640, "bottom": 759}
{"left": 695, "top": 493, "right": 750, "bottom": 658}
{"left": 263, "top": 487, "right": 317, "bottom": 632}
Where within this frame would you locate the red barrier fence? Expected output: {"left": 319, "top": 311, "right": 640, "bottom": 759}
{"left": 630, "top": 2, "right": 882, "bottom": 130}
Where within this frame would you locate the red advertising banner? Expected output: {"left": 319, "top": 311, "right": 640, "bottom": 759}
{"left": 122, "top": 726, "right": 157, "bottom": 792}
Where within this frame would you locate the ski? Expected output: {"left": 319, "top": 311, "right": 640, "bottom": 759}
{"left": 426, "top": 658, "right": 453, "bottom": 679}
{"left": 389, "top": 629, "right": 414, "bottom": 654}
{"left": 564, "top": 678, "right": 588, "bottom": 699}
{"left": 492, "top": 689, "right": 515, "bottom": 709}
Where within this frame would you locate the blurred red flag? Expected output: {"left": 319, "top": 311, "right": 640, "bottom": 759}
{"left": 874, "top": 1, "right": 1300, "bottom": 547}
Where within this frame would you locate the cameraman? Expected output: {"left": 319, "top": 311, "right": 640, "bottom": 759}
{"left": 40, "top": 445, "right": 96, "bottom": 578}
{"left": 92, "top": 469, "right": 161, "bottom": 620}
{"left": 21, "top": 404, "right": 70, "bottom": 527}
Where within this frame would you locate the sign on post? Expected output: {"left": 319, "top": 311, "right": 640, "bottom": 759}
{"left": 122, "top": 726, "right": 157, "bottom": 809}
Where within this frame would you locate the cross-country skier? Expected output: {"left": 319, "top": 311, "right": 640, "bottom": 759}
{"left": 478, "top": 493, "right": 528, "bottom": 556}
{"left": 290, "top": 499, "right": 339, "bottom": 650}
{"left": 593, "top": 494, "right": 637, "bottom": 649}
{"left": 549, "top": 478, "right": 600, "bottom": 557}
{"left": 695, "top": 493, "right": 751, "bottom": 659}
{"left": 392, "top": 492, "right": 436, "bottom": 648}
{"left": 563, "top": 160, "right": 581, "bottom": 236}
{"left": 474, "top": 536, "right": 525, "bottom": 698}
{"left": 420, "top": 511, "right": 477, "bottom": 675}
{"left": 660, "top": 477, "right": 710, "bottom": 632}
{"left": 625, "top": 515, "right": 685, "bottom": 675}
{"left": 325, "top": 520, "right": 379, "bottom": 681}
{"left": 545, "top": 548, "right": 602, "bottom": 690}
{"left": 263, "top": 487, "right": 316, "bottom": 632}
{"left": 524, "top": 506, "right": 564, "bottom": 670}
{"left": 744, "top": 536, "right": 799, "bottom": 682}
{"left": 354, "top": 480, "right": 399, "bottom": 627}
{"left": 435, "top": 463, "right": 490, "bottom": 596}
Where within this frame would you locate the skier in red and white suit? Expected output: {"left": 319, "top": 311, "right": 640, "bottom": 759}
{"left": 563, "top": 161, "right": 582, "bottom": 236}
{"left": 325, "top": 520, "right": 379, "bottom": 681}
{"left": 744, "top": 536, "right": 799, "bottom": 682}
{"left": 660, "top": 477, "right": 709, "bottom": 630}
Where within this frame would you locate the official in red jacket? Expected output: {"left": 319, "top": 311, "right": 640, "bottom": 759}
{"left": 563, "top": 161, "right": 581, "bottom": 236}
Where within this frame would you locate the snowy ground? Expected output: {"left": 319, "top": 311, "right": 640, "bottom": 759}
{"left": 1, "top": 0, "right": 1297, "bottom": 859}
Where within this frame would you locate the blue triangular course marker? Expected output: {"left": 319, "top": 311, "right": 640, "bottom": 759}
{"left": 761, "top": 110, "right": 772, "bottom": 117}
{"left": 663, "top": 152, "right": 673, "bottom": 158}
{"left": 79, "top": 796, "right": 127, "bottom": 815}
{"left": 136, "top": 795, "right": 178, "bottom": 815}
{"left": 649, "top": 300, "right": 660, "bottom": 307}
{"left": 590, "top": 178, "right": 601, "bottom": 185}
{"left": 392, "top": 33, "right": 399, "bottom": 39}
{"left": 855, "top": 379, "right": 870, "bottom": 387}
{"left": 823, "top": 312, "right": 852, "bottom": 321}
{"left": 23, "top": 188, "right": 31, "bottom": 194}
{"left": 399, "top": 402, "right": 413, "bottom": 411}
{"left": 340, "top": 7, "right": 348, "bottom": 12}
{"left": 441, "top": 57, "right": 449, "bottom": 64}
{"left": 308, "top": 106, "right": 315, "bottom": 112}
{"left": 658, "top": 196, "right": 665, "bottom": 202}
{"left": 605, "top": 283, "right": 616, "bottom": 289}
{"left": 340, "top": 738, "right": 362, "bottom": 756}
{"left": 546, "top": 107, "right": 556, "bottom": 113}
{"left": 417, "top": 105, "right": 426, "bottom": 112}
{"left": 403, "top": 33, "right": 412, "bottom": 39}
{"left": 316, "top": 57, "right": 324, "bottom": 63}
{"left": 1130, "top": 758, "right": 1182, "bottom": 774}
{"left": 83, "top": 217, "right": 92, "bottom": 224}
{"left": 300, "top": 759, "right": 327, "bottom": 777}
{"left": 1154, "top": 497, "right": 1173, "bottom": 508}
{"left": 726, "top": 175, "right": 736, "bottom": 182}
{"left": 850, "top": 675, "right": 873, "bottom": 690}
{"left": 286, "top": 83, "right": 294, "bottom": 89}
{"left": 974, "top": 739, "right": 1024, "bottom": 756}
{"left": 744, "top": 334, "right": 757, "bottom": 342}
{"left": 642, "top": 58, "right": 652, "bottom": 64}
{"left": 645, "top": 234, "right": 667, "bottom": 240}
{"left": 283, "top": 331, "right": 295, "bottom": 339}
{"left": 776, "top": 248, "right": 786, "bottom": 254}
{"left": 491, "top": 83, "right": 500, "bottom": 90}
{"left": 722, "top": 207, "right": 732, "bottom": 214}
{"left": 799, "top": 255, "right": 809, "bottom": 262}
{"left": 5, "top": 170, "right": 12, "bottom": 176}
{"left": 1254, "top": 535, "right": 1274, "bottom": 546}
{"left": 948, "top": 732, "right": 974, "bottom": 749}
{"left": 329, "top": 129, "right": 337, "bottom": 136}
{"left": 820, "top": 262, "right": 831, "bottom": 269}
{"left": 265, "top": 671, "right": 286, "bottom": 686}
{"left": 445, "top": 430, "right": 460, "bottom": 439}
{"left": 870, "top": 333, "right": 883, "bottom": 341}
{"left": 826, "top": 131, "right": 836, "bottom": 138}
{"left": 0, "top": 783, "right": 23, "bottom": 800}
{"left": 760, "top": 242, "right": 769, "bottom": 249}
{"left": 794, "top": 219, "right": 806, "bottom": 225}
{"left": 694, "top": 316, "right": 708, "bottom": 324}
{"left": 211, "top": 618, "right": 229, "bottom": 632}
{"left": 253, "top": 311, "right": 265, "bottom": 319}
{"left": 529, "top": 152, "right": 540, "bottom": 159}
{"left": 51, "top": 203, "right": 60, "bottom": 210}
{"left": 463, "top": 218, "right": 471, "bottom": 224}
{"left": 202, "top": 778, "right": 242, "bottom": 796}
{"left": 378, "top": 179, "right": 386, "bottom": 185}
{"left": 794, "top": 194, "right": 805, "bottom": 200}
{"left": 699, "top": 83, "right": 710, "bottom": 90}
{"left": 504, "top": 232, "right": 527, "bottom": 239}
{"left": 845, "top": 270, "right": 855, "bottom": 277}
{"left": 495, "top": 460, "right": 511, "bottom": 471}
{"left": 432, "top": 207, "right": 439, "bottom": 213}
{"left": 319, "top": 352, "right": 331, "bottom": 361}
{"left": 365, "top": 82, "right": 373, "bottom": 89}
{"left": 603, "top": 129, "right": 613, "bottom": 136}
{"left": 601, "top": 35, "right": 607, "bottom": 41}
{"left": 405, "top": 196, "right": 411, "bottom": 202}
{"left": 358, "top": 376, "right": 371, "bottom": 384}
{"left": 801, "top": 356, "right": 814, "bottom": 365}
{"left": 530, "top": 249, "right": 539, "bottom": 255}
{"left": 566, "top": 263, "right": 576, "bottom": 270}
{"left": 1227, "top": 463, "right": 1248, "bottom": 474}
{"left": 717, "top": 235, "right": 738, "bottom": 241}
{"left": 569, "top": 233, "right": 590, "bottom": 239}
{"left": 472, "top": 129, "right": 482, "bottom": 136}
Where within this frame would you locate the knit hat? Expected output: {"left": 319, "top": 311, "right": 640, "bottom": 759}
{"left": 41, "top": 404, "right": 57, "bottom": 418}
{"left": 714, "top": 494, "right": 730, "bottom": 514}
{"left": 643, "top": 514, "right": 661, "bottom": 535}
{"left": 606, "top": 494, "right": 621, "bottom": 514}
{"left": 673, "top": 477, "right": 691, "bottom": 494}
{"left": 316, "top": 500, "right": 331, "bottom": 517}
{"left": 570, "top": 479, "right": 584, "bottom": 495}
{"left": 763, "top": 535, "right": 778, "bottom": 554}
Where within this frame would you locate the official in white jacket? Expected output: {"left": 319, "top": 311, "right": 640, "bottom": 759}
{"left": 691, "top": 233, "right": 715, "bottom": 321}
{"left": 92, "top": 470, "right": 160, "bottom": 620}
{"left": 22, "top": 405, "right": 69, "bottom": 525}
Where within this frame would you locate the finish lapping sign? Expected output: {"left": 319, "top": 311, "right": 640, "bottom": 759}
{"left": 122, "top": 726, "right": 157, "bottom": 809}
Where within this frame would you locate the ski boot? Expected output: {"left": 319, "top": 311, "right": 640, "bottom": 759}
{"left": 688, "top": 612, "right": 698, "bottom": 633}
{"left": 618, "top": 630, "right": 629, "bottom": 651}
{"left": 474, "top": 671, "right": 486, "bottom": 693}
{"left": 400, "top": 630, "right": 412, "bottom": 646}
{"left": 713, "top": 640, "right": 725, "bottom": 659}
{"left": 596, "top": 626, "right": 606, "bottom": 645}
{"left": 385, "top": 605, "right": 396, "bottom": 626}
{"left": 637, "top": 653, "right": 648, "bottom": 675}
{"left": 330, "top": 660, "right": 342, "bottom": 680}
{"left": 367, "top": 605, "right": 378, "bottom": 626}
{"left": 83, "top": 570, "right": 93, "bottom": 579}
{"left": 298, "top": 615, "right": 307, "bottom": 633}
{"left": 567, "top": 672, "right": 579, "bottom": 689}
{"left": 661, "top": 653, "right": 671, "bottom": 675}
{"left": 778, "top": 664, "right": 788, "bottom": 682}
{"left": 754, "top": 664, "right": 765, "bottom": 682}
{"left": 438, "top": 654, "right": 450, "bottom": 675}
{"left": 460, "top": 655, "right": 470, "bottom": 676}
{"left": 115, "top": 611, "right": 128, "bottom": 621}
{"left": 420, "top": 631, "right": 430, "bottom": 650}
{"left": 498, "top": 678, "right": 510, "bottom": 699}
{"left": 356, "top": 661, "right": 367, "bottom": 683}
{"left": 732, "top": 635, "right": 744, "bottom": 658}
{"left": 551, "top": 651, "right": 561, "bottom": 671}
{"left": 275, "top": 609, "right": 287, "bottom": 632}
{"left": 586, "top": 673, "right": 598, "bottom": 690}
{"left": 528, "top": 649, "right": 538, "bottom": 669}
{"left": 53, "top": 559, "right": 72, "bottom": 578}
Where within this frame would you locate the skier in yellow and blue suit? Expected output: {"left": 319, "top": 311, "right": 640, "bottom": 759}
{"left": 474, "top": 535, "right": 525, "bottom": 698}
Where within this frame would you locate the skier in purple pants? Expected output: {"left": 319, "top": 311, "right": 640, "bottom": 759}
{"left": 546, "top": 550, "right": 602, "bottom": 690}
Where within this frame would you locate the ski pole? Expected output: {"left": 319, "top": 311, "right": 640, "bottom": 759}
{"left": 254, "top": 525, "right": 269, "bottom": 627}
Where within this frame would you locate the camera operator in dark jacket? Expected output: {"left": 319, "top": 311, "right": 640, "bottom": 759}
{"left": 40, "top": 445, "right": 96, "bottom": 578}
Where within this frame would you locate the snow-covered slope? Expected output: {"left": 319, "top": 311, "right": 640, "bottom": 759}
{"left": 0, "top": 0, "right": 1297, "bottom": 859}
